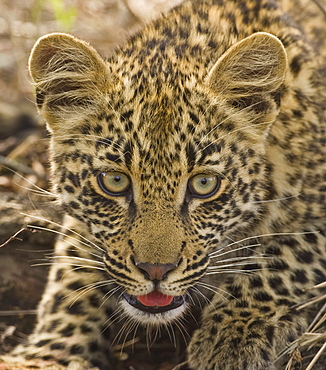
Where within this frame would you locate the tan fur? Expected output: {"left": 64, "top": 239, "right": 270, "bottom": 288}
{"left": 29, "top": 33, "right": 110, "bottom": 133}
{"left": 6, "top": 1, "right": 326, "bottom": 369}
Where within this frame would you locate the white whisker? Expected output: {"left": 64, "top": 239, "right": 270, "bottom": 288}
{"left": 195, "top": 281, "right": 232, "bottom": 300}
{"left": 102, "top": 305, "right": 124, "bottom": 330}
{"left": 208, "top": 259, "right": 269, "bottom": 271}
{"left": 26, "top": 225, "right": 103, "bottom": 260}
{"left": 172, "top": 318, "right": 189, "bottom": 346}
{"left": 100, "top": 286, "right": 122, "bottom": 308}
{"left": 250, "top": 193, "right": 302, "bottom": 204}
{"left": 56, "top": 255, "right": 104, "bottom": 265}
{"left": 60, "top": 265, "right": 106, "bottom": 273}
{"left": 66, "top": 281, "right": 115, "bottom": 306}
{"left": 198, "top": 100, "right": 263, "bottom": 147}
{"left": 165, "top": 322, "right": 177, "bottom": 348}
{"left": 209, "top": 243, "right": 262, "bottom": 258}
{"left": 21, "top": 213, "right": 105, "bottom": 253}
{"left": 202, "top": 119, "right": 276, "bottom": 152}
{"left": 206, "top": 269, "right": 263, "bottom": 276}
{"left": 189, "top": 286, "right": 213, "bottom": 307}
{"left": 208, "top": 231, "right": 318, "bottom": 258}
{"left": 2, "top": 165, "right": 55, "bottom": 196}
{"left": 113, "top": 315, "right": 136, "bottom": 349}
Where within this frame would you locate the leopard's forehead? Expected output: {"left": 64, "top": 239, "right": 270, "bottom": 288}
{"left": 72, "top": 67, "right": 249, "bottom": 173}
{"left": 54, "top": 97, "right": 260, "bottom": 214}
{"left": 74, "top": 103, "right": 223, "bottom": 200}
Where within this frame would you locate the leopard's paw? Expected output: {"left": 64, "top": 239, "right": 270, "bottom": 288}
{"left": 0, "top": 355, "right": 66, "bottom": 369}
{"left": 0, "top": 356, "right": 97, "bottom": 370}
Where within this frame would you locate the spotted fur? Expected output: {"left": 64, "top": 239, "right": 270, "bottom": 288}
{"left": 7, "top": 0, "right": 326, "bottom": 369}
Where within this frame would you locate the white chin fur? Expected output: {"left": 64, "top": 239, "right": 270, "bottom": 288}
{"left": 120, "top": 299, "right": 187, "bottom": 325}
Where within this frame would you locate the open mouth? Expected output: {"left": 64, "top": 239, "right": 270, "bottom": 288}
{"left": 123, "top": 290, "right": 185, "bottom": 314}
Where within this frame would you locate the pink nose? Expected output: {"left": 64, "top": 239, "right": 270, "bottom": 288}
{"left": 136, "top": 262, "right": 176, "bottom": 281}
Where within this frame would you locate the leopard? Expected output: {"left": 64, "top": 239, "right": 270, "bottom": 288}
{"left": 3, "top": 0, "right": 326, "bottom": 369}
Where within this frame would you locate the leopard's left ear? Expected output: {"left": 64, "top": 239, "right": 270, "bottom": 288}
{"left": 29, "top": 33, "right": 109, "bottom": 134}
{"left": 207, "top": 32, "right": 287, "bottom": 126}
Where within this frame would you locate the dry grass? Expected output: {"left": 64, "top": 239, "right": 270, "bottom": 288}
{"left": 281, "top": 282, "right": 326, "bottom": 369}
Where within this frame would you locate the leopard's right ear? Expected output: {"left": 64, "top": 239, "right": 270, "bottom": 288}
{"left": 29, "top": 33, "right": 109, "bottom": 134}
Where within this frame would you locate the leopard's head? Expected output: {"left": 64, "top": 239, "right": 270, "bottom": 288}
{"left": 29, "top": 31, "right": 287, "bottom": 324}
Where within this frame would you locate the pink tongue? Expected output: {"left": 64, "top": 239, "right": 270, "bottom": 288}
{"left": 137, "top": 290, "right": 174, "bottom": 307}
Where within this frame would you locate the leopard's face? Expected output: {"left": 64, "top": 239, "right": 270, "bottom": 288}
{"left": 51, "top": 87, "right": 271, "bottom": 324}
{"left": 30, "top": 32, "right": 286, "bottom": 324}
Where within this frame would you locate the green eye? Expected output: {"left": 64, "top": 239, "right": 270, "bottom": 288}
{"left": 98, "top": 171, "right": 131, "bottom": 196}
{"left": 188, "top": 174, "right": 220, "bottom": 198}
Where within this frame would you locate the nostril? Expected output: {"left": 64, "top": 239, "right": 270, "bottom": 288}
{"left": 136, "top": 262, "right": 177, "bottom": 281}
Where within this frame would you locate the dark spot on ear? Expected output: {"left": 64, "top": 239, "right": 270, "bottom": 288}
{"left": 36, "top": 88, "right": 45, "bottom": 108}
